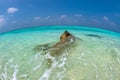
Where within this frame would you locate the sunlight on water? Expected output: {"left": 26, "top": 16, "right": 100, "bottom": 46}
{"left": 0, "top": 26, "right": 120, "bottom": 80}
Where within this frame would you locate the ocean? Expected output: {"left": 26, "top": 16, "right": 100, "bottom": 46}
{"left": 0, "top": 26, "right": 120, "bottom": 80}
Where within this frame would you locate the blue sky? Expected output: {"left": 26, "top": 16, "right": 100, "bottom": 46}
{"left": 0, "top": 0, "right": 120, "bottom": 33}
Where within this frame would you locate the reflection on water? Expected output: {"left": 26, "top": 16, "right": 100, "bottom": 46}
{"left": 0, "top": 26, "right": 120, "bottom": 80}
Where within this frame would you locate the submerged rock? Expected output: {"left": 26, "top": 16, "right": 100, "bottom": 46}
{"left": 33, "top": 31, "right": 80, "bottom": 56}
{"left": 50, "top": 31, "right": 76, "bottom": 56}
{"left": 85, "top": 34, "right": 102, "bottom": 38}
{"left": 52, "top": 31, "right": 75, "bottom": 47}
{"left": 33, "top": 31, "right": 81, "bottom": 67}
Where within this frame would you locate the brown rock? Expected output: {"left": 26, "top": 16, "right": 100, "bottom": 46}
{"left": 33, "top": 31, "right": 78, "bottom": 56}
{"left": 49, "top": 31, "right": 76, "bottom": 57}
{"left": 33, "top": 31, "right": 79, "bottom": 67}
{"left": 52, "top": 31, "right": 75, "bottom": 48}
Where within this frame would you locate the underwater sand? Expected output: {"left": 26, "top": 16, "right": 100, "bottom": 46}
{"left": 0, "top": 26, "right": 120, "bottom": 80}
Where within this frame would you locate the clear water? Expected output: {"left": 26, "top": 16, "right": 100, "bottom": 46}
{"left": 0, "top": 26, "right": 120, "bottom": 80}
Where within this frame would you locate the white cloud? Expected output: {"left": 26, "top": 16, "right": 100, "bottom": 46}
{"left": 0, "top": 18, "right": 5, "bottom": 23}
{"left": 103, "top": 16, "right": 117, "bottom": 27}
{"left": 7, "top": 7, "right": 18, "bottom": 13}
{"left": 45, "top": 16, "right": 50, "bottom": 20}
{"left": 103, "top": 16, "right": 109, "bottom": 21}
{"left": 34, "top": 17, "right": 40, "bottom": 20}
{"left": 0, "top": 16, "right": 6, "bottom": 26}
{"left": 60, "top": 15, "right": 67, "bottom": 19}
{"left": 109, "top": 22, "right": 117, "bottom": 27}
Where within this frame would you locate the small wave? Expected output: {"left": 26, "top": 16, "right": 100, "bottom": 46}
{"left": 0, "top": 58, "right": 19, "bottom": 80}
{"left": 39, "top": 50, "right": 68, "bottom": 80}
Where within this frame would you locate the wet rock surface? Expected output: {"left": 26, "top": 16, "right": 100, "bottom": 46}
{"left": 33, "top": 31, "right": 80, "bottom": 67}
{"left": 33, "top": 31, "right": 80, "bottom": 56}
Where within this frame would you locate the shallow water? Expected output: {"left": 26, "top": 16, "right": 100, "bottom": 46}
{"left": 0, "top": 26, "right": 120, "bottom": 80}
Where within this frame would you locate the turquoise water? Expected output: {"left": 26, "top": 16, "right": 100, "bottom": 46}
{"left": 0, "top": 26, "right": 120, "bottom": 80}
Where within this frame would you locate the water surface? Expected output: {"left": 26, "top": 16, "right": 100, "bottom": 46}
{"left": 0, "top": 26, "right": 120, "bottom": 80}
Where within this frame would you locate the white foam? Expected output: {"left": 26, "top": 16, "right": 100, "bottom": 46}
{"left": 3, "top": 59, "right": 13, "bottom": 80}
{"left": 39, "top": 52, "right": 57, "bottom": 80}
{"left": 0, "top": 58, "right": 14, "bottom": 80}
{"left": 34, "top": 51, "right": 43, "bottom": 60}
{"left": 92, "top": 63, "right": 99, "bottom": 80}
{"left": 19, "top": 74, "right": 27, "bottom": 78}
{"left": 32, "top": 52, "right": 44, "bottom": 71}
{"left": 39, "top": 51, "right": 68, "bottom": 80}
{"left": 113, "top": 48, "right": 120, "bottom": 56}
{"left": 12, "top": 64, "right": 19, "bottom": 80}
{"left": 58, "top": 53, "right": 67, "bottom": 68}
{"left": 33, "top": 65, "right": 41, "bottom": 71}
{"left": 117, "top": 57, "right": 120, "bottom": 64}
{"left": 113, "top": 48, "right": 120, "bottom": 64}
{"left": 39, "top": 69, "right": 52, "bottom": 80}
